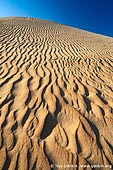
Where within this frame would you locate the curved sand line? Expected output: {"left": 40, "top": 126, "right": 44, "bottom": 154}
{"left": 0, "top": 17, "right": 113, "bottom": 170}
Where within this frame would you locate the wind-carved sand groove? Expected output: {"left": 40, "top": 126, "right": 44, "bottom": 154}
{"left": 0, "top": 17, "right": 113, "bottom": 170}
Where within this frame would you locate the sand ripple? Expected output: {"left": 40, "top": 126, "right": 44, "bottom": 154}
{"left": 0, "top": 17, "right": 113, "bottom": 169}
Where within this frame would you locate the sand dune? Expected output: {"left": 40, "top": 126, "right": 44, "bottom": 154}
{"left": 0, "top": 17, "right": 113, "bottom": 170}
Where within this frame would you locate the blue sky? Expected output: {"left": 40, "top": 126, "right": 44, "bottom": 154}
{"left": 0, "top": 0, "right": 113, "bottom": 37}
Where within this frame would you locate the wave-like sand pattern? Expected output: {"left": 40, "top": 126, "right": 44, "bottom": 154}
{"left": 0, "top": 17, "right": 113, "bottom": 170}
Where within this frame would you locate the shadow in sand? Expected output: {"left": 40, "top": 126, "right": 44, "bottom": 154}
{"left": 40, "top": 113, "right": 57, "bottom": 139}
{"left": 3, "top": 151, "right": 11, "bottom": 170}
{"left": 87, "top": 119, "right": 103, "bottom": 149}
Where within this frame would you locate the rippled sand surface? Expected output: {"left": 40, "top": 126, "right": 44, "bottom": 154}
{"left": 0, "top": 17, "right": 113, "bottom": 170}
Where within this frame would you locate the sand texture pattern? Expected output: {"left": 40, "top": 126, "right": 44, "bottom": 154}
{"left": 0, "top": 17, "right": 113, "bottom": 170}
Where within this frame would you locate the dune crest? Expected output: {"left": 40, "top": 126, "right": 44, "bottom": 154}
{"left": 0, "top": 17, "right": 113, "bottom": 169}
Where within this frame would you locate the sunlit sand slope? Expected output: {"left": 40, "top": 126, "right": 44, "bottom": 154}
{"left": 0, "top": 17, "right": 113, "bottom": 170}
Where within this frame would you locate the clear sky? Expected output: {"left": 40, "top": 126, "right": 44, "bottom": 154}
{"left": 0, "top": 0, "right": 113, "bottom": 37}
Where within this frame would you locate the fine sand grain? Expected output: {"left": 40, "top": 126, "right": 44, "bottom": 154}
{"left": 0, "top": 17, "right": 113, "bottom": 170}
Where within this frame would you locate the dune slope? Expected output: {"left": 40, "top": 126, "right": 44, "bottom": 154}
{"left": 0, "top": 17, "right": 113, "bottom": 170}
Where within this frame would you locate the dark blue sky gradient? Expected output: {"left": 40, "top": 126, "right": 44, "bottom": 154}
{"left": 0, "top": 0, "right": 113, "bottom": 37}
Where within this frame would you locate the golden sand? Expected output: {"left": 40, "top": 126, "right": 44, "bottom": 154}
{"left": 0, "top": 17, "right": 113, "bottom": 169}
